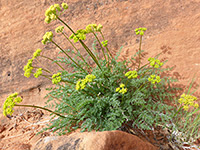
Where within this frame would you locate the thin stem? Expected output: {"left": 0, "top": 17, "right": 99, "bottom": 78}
{"left": 51, "top": 40, "right": 87, "bottom": 73}
{"left": 61, "top": 32, "right": 92, "bottom": 69}
{"left": 35, "top": 58, "right": 53, "bottom": 74}
{"left": 79, "top": 40, "right": 102, "bottom": 70}
{"left": 100, "top": 31, "right": 113, "bottom": 59}
{"left": 15, "top": 104, "right": 66, "bottom": 118}
{"left": 172, "top": 105, "right": 183, "bottom": 119}
{"left": 49, "top": 94, "right": 77, "bottom": 111}
{"left": 137, "top": 62, "right": 149, "bottom": 72}
{"left": 57, "top": 16, "right": 102, "bottom": 70}
{"left": 92, "top": 32, "right": 107, "bottom": 62}
{"left": 32, "top": 66, "right": 51, "bottom": 74}
{"left": 41, "top": 74, "right": 52, "bottom": 80}
{"left": 138, "top": 35, "right": 143, "bottom": 69}
{"left": 57, "top": 16, "right": 76, "bottom": 35}
{"left": 40, "top": 55, "right": 65, "bottom": 70}
{"left": 87, "top": 86, "right": 99, "bottom": 97}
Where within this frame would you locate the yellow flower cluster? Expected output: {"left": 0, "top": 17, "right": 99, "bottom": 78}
{"left": 24, "top": 49, "right": 44, "bottom": 78}
{"left": 135, "top": 27, "right": 147, "bottom": 35}
{"left": 23, "top": 59, "right": 34, "bottom": 78}
{"left": 33, "top": 48, "right": 42, "bottom": 59}
{"left": 52, "top": 72, "right": 62, "bottom": 84}
{"left": 178, "top": 93, "right": 199, "bottom": 111}
{"left": 34, "top": 68, "right": 43, "bottom": 78}
{"left": 3, "top": 93, "right": 22, "bottom": 116}
{"left": 44, "top": 3, "right": 68, "bottom": 24}
{"left": 85, "top": 24, "right": 103, "bottom": 33}
{"left": 69, "top": 24, "right": 103, "bottom": 43}
{"left": 55, "top": 26, "right": 64, "bottom": 33}
{"left": 61, "top": 3, "right": 68, "bottom": 10}
{"left": 69, "top": 29, "right": 87, "bottom": 43}
{"left": 42, "top": 31, "right": 53, "bottom": 45}
{"left": 148, "top": 74, "right": 161, "bottom": 84}
{"left": 125, "top": 70, "right": 138, "bottom": 79}
{"left": 101, "top": 40, "right": 108, "bottom": 47}
{"left": 76, "top": 74, "right": 96, "bottom": 90}
{"left": 116, "top": 84, "right": 127, "bottom": 94}
{"left": 148, "top": 57, "right": 163, "bottom": 68}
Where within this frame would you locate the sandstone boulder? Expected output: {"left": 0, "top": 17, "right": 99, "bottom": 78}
{"left": 33, "top": 130, "right": 158, "bottom": 150}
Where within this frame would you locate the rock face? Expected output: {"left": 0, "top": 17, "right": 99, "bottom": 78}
{"left": 33, "top": 130, "right": 158, "bottom": 150}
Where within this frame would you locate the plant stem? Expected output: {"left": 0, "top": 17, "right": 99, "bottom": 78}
{"left": 57, "top": 16, "right": 76, "bottom": 35}
{"left": 40, "top": 55, "right": 65, "bottom": 70}
{"left": 35, "top": 58, "right": 53, "bottom": 74}
{"left": 32, "top": 66, "right": 51, "bottom": 74}
{"left": 80, "top": 40, "right": 102, "bottom": 70}
{"left": 61, "top": 32, "right": 91, "bottom": 69}
{"left": 41, "top": 74, "right": 52, "bottom": 80}
{"left": 57, "top": 16, "right": 102, "bottom": 70}
{"left": 49, "top": 94, "right": 77, "bottom": 111}
{"left": 15, "top": 104, "right": 66, "bottom": 118}
{"left": 100, "top": 31, "right": 113, "bottom": 59}
{"left": 51, "top": 40, "right": 87, "bottom": 73}
{"left": 172, "top": 105, "right": 183, "bottom": 118}
{"left": 138, "top": 35, "right": 143, "bottom": 69}
{"left": 92, "top": 32, "right": 107, "bottom": 62}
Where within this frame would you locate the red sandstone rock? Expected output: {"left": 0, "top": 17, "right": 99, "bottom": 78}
{"left": 33, "top": 130, "right": 158, "bottom": 150}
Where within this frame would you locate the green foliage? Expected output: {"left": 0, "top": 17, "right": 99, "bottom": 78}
{"left": 27, "top": 3, "right": 182, "bottom": 135}
{"left": 43, "top": 44, "right": 178, "bottom": 134}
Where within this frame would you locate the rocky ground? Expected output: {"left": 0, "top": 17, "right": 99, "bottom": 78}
{"left": 0, "top": 109, "right": 199, "bottom": 149}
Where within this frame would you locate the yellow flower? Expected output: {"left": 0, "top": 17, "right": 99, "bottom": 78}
{"left": 55, "top": 26, "right": 64, "bottom": 33}
{"left": 34, "top": 68, "right": 43, "bottom": 78}
{"left": 76, "top": 80, "right": 81, "bottom": 90}
{"left": 178, "top": 93, "right": 198, "bottom": 111}
{"left": 135, "top": 27, "right": 147, "bottom": 35}
{"left": 54, "top": 4, "right": 61, "bottom": 11}
{"left": 148, "top": 74, "right": 161, "bottom": 84}
{"left": 120, "top": 83, "right": 125, "bottom": 88}
{"left": 148, "top": 57, "right": 163, "bottom": 68}
{"left": 14, "top": 97, "right": 22, "bottom": 103}
{"left": 85, "top": 74, "right": 96, "bottom": 82}
{"left": 62, "top": 3, "right": 68, "bottom": 10}
{"left": 75, "top": 74, "right": 96, "bottom": 90}
{"left": 101, "top": 40, "right": 108, "bottom": 47}
{"left": 116, "top": 83, "right": 127, "bottom": 94}
{"left": 116, "top": 87, "right": 120, "bottom": 92}
{"left": 125, "top": 70, "right": 138, "bottom": 79}
{"left": 194, "top": 103, "right": 199, "bottom": 108}
{"left": 85, "top": 24, "right": 97, "bottom": 33}
{"left": 3, "top": 93, "right": 22, "bottom": 116}
{"left": 42, "top": 31, "right": 53, "bottom": 44}
{"left": 52, "top": 72, "right": 62, "bottom": 84}
{"left": 50, "top": 13, "right": 57, "bottom": 20}
{"left": 96, "top": 24, "right": 103, "bottom": 32}
{"left": 23, "top": 59, "right": 34, "bottom": 78}
{"left": 33, "top": 49, "right": 42, "bottom": 59}
{"left": 183, "top": 105, "right": 189, "bottom": 111}
{"left": 69, "top": 29, "right": 87, "bottom": 43}
{"left": 44, "top": 5, "right": 58, "bottom": 23}
{"left": 120, "top": 88, "right": 127, "bottom": 94}
{"left": 45, "top": 16, "right": 51, "bottom": 23}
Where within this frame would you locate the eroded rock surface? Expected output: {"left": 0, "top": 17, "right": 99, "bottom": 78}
{"left": 33, "top": 130, "right": 158, "bottom": 150}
